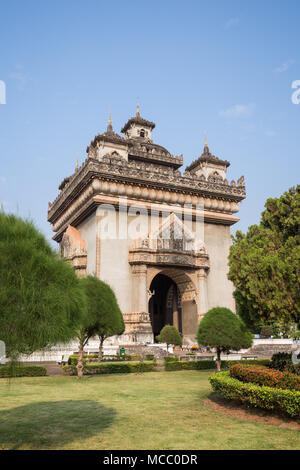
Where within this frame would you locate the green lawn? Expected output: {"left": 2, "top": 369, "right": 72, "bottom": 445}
{"left": 0, "top": 370, "right": 299, "bottom": 450}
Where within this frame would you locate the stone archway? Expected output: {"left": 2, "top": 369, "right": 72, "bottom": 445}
{"left": 148, "top": 273, "right": 182, "bottom": 339}
{"left": 128, "top": 212, "right": 210, "bottom": 344}
{"left": 148, "top": 267, "right": 198, "bottom": 345}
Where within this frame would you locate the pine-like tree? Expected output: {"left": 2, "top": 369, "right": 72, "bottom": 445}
{"left": 0, "top": 213, "right": 85, "bottom": 359}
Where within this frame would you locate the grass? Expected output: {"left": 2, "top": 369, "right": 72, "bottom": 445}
{"left": 0, "top": 370, "right": 299, "bottom": 450}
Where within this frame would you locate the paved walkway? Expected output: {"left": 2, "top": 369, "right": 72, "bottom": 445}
{"left": 23, "top": 361, "right": 64, "bottom": 376}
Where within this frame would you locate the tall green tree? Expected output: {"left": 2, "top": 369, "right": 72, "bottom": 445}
{"left": 75, "top": 276, "right": 124, "bottom": 378}
{"left": 228, "top": 186, "right": 300, "bottom": 331}
{"left": 197, "top": 307, "right": 253, "bottom": 371}
{"left": 157, "top": 325, "right": 182, "bottom": 356}
{"left": 0, "top": 213, "right": 85, "bottom": 358}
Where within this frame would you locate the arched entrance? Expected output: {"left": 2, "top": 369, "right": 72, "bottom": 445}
{"left": 148, "top": 268, "right": 198, "bottom": 344}
{"left": 129, "top": 212, "right": 210, "bottom": 344}
{"left": 148, "top": 273, "right": 182, "bottom": 340}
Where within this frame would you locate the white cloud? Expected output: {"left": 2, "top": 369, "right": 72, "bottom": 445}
{"left": 219, "top": 103, "right": 255, "bottom": 118}
{"left": 225, "top": 17, "right": 240, "bottom": 29}
{"left": 274, "top": 60, "right": 295, "bottom": 73}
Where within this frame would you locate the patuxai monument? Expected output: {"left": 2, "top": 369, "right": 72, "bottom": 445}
{"left": 48, "top": 106, "right": 246, "bottom": 345}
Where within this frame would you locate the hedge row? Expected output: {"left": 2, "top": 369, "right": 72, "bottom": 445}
{"left": 68, "top": 354, "right": 143, "bottom": 365}
{"left": 209, "top": 371, "right": 300, "bottom": 418}
{"left": 230, "top": 363, "right": 300, "bottom": 391}
{"left": 0, "top": 365, "right": 47, "bottom": 378}
{"left": 165, "top": 359, "right": 221, "bottom": 371}
{"left": 226, "top": 359, "right": 270, "bottom": 368}
{"left": 63, "top": 361, "right": 156, "bottom": 376}
{"left": 164, "top": 357, "right": 270, "bottom": 372}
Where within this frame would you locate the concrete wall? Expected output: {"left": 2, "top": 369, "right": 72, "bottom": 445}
{"left": 76, "top": 207, "right": 236, "bottom": 328}
{"left": 99, "top": 209, "right": 151, "bottom": 312}
{"left": 77, "top": 212, "right": 97, "bottom": 275}
{"left": 204, "top": 223, "right": 235, "bottom": 312}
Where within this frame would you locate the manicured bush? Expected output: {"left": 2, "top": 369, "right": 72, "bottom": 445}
{"left": 157, "top": 325, "right": 182, "bottom": 355}
{"left": 226, "top": 359, "right": 271, "bottom": 368}
{"left": 0, "top": 365, "right": 47, "bottom": 378}
{"left": 270, "top": 352, "right": 293, "bottom": 371}
{"left": 165, "top": 360, "right": 219, "bottom": 371}
{"left": 269, "top": 352, "right": 300, "bottom": 376}
{"left": 63, "top": 361, "right": 156, "bottom": 376}
{"left": 68, "top": 355, "right": 96, "bottom": 366}
{"left": 209, "top": 371, "right": 300, "bottom": 417}
{"left": 230, "top": 363, "right": 300, "bottom": 391}
{"left": 145, "top": 354, "right": 155, "bottom": 361}
{"left": 68, "top": 354, "right": 142, "bottom": 365}
{"left": 164, "top": 358, "right": 270, "bottom": 372}
{"left": 164, "top": 356, "right": 179, "bottom": 363}
{"left": 197, "top": 307, "right": 253, "bottom": 371}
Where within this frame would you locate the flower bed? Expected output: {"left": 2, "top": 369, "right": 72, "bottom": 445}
{"left": 230, "top": 363, "right": 300, "bottom": 391}
{"left": 209, "top": 371, "right": 300, "bottom": 417}
{"left": 226, "top": 359, "right": 270, "bottom": 368}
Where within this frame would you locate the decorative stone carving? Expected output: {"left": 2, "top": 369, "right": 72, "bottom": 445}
{"left": 129, "top": 213, "right": 209, "bottom": 270}
{"left": 60, "top": 225, "right": 87, "bottom": 277}
{"left": 237, "top": 175, "right": 245, "bottom": 187}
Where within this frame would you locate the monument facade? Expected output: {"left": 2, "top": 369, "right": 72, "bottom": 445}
{"left": 48, "top": 107, "right": 246, "bottom": 345}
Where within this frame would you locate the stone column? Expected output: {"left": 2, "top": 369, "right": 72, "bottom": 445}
{"left": 197, "top": 268, "right": 208, "bottom": 322}
{"left": 96, "top": 215, "right": 101, "bottom": 278}
{"left": 129, "top": 264, "right": 153, "bottom": 343}
{"left": 131, "top": 264, "right": 148, "bottom": 313}
{"left": 172, "top": 290, "right": 179, "bottom": 330}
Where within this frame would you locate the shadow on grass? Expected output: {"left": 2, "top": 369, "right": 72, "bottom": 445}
{"left": 0, "top": 400, "right": 116, "bottom": 449}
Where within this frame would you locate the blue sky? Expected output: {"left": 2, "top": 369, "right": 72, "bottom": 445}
{"left": 0, "top": 0, "right": 299, "bottom": 245}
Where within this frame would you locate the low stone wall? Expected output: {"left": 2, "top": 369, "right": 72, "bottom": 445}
{"left": 5, "top": 338, "right": 297, "bottom": 363}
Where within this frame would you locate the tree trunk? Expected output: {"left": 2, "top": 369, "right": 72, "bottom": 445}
{"left": 98, "top": 336, "right": 104, "bottom": 361}
{"left": 216, "top": 347, "right": 221, "bottom": 372}
{"left": 76, "top": 341, "right": 84, "bottom": 379}
{"left": 166, "top": 343, "right": 169, "bottom": 357}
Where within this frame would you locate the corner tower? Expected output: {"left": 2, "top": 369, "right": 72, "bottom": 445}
{"left": 121, "top": 104, "right": 155, "bottom": 141}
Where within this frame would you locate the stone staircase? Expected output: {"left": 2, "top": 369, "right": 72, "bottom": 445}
{"left": 242, "top": 343, "right": 292, "bottom": 359}
{"left": 121, "top": 344, "right": 168, "bottom": 359}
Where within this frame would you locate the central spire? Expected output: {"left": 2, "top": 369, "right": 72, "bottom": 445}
{"left": 136, "top": 103, "right": 140, "bottom": 117}
{"left": 107, "top": 111, "right": 113, "bottom": 133}
{"left": 204, "top": 133, "right": 209, "bottom": 153}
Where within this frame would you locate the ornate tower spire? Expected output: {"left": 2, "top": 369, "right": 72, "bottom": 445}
{"left": 136, "top": 103, "right": 140, "bottom": 117}
{"left": 107, "top": 111, "right": 113, "bottom": 132}
{"left": 204, "top": 133, "right": 209, "bottom": 153}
